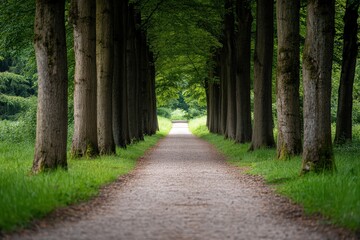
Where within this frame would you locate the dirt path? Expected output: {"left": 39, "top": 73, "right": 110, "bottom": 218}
{"left": 8, "top": 123, "right": 354, "bottom": 239}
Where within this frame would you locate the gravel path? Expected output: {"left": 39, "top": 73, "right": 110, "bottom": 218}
{"left": 8, "top": 123, "right": 354, "bottom": 240}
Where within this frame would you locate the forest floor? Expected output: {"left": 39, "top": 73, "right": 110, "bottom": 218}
{"left": 5, "top": 123, "right": 357, "bottom": 240}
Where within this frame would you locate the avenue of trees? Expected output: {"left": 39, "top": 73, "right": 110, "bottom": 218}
{"left": 0, "top": 0, "right": 359, "bottom": 174}
{"left": 206, "top": 0, "right": 359, "bottom": 174}
{"left": 31, "top": 0, "right": 158, "bottom": 173}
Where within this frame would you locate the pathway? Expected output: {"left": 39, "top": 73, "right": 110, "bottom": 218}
{"left": 9, "top": 123, "right": 348, "bottom": 239}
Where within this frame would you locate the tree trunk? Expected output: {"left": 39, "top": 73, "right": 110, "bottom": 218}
{"left": 135, "top": 12, "right": 144, "bottom": 141}
{"left": 96, "top": 0, "right": 115, "bottom": 155}
{"left": 126, "top": 5, "right": 139, "bottom": 142}
{"left": 249, "top": 0, "right": 275, "bottom": 150}
{"left": 149, "top": 51, "right": 159, "bottom": 133}
{"left": 113, "top": 0, "right": 130, "bottom": 148}
{"left": 70, "top": 0, "right": 98, "bottom": 158}
{"left": 235, "top": 0, "right": 252, "bottom": 143}
{"left": 141, "top": 33, "right": 151, "bottom": 135}
{"left": 276, "top": 0, "right": 301, "bottom": 159}
{"left": 224, "top": 0, "right": 237, "bottom": 140}
{"left": 205, "top": 76, "right": 210, "bottom": 128}
{"left": 32, "top": 0, "right": 68, "bottom": 173}
{"left": 334, "top": 0, "right": 359, "bottom": 144}
{"left": 214, "top": 83, "right": 221, "bottom": 134}
{"left": 301, "top": 0, "right": 335, "bottom": 174}
{"left": 219, "top": 49, "right": 227, "bottom": 135}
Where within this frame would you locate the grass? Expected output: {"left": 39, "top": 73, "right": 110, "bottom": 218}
{"left": 189, "top": 116, "right": 360, "bottom": 231}
{"left": 0, "top": 117, "right": 172, "bottom": 232}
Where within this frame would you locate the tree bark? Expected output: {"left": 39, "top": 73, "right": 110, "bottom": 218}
{"left": 220, "top": 48, "right": 227, "bottom": 135}
{"left": 96, "top": 0, "right": 115, "bottom": 155}
{"left": 334, "top": 0, "right": 359, "bottom": 144}
{"left": 224, "top": 0, "right": 237, "bottom": 140}
{"left": 113, "top": 0, "right": 130, "bottom": 148}
{"left": 301, "top": 0, "right": 335, "bottom": 174}
{"left": 235, "top": 0, "right": 252, "bottom": 143}
{"left": 70, "top": 0, "right": 98, "bottom": 158}
{"left": 149, "top": 51, "right": 159, "bottom": 134}
{"left": 32, "top": 0, "right": 68, "bottom": 173}
{"left": 276, "top": 0, "right": 302, "bottom": 159}
{"left": 140, "top": 33, "right": 151, "bottom": 135}
{"left": 249, "top": 0, "right": 275, "bottom": 150}
{"left": 126, "top": 5, "right": 139, "bottom": 142}
{"left": 135, "top": 12, "right": 145, "bottom": 141}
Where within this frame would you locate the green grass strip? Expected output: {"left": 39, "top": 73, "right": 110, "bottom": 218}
{"left": 189, "top": 116, "right": 360, "bottom": 231}
{"left": 0, "top": 117, "right": 171, "bottom": 232}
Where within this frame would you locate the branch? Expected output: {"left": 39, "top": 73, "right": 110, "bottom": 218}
{"left": 140, "top": 0, "right": 166, "bottom": 30}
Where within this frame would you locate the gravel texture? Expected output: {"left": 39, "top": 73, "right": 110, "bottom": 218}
{"left": 6, "top": 123, "right": 356, "bottom": 240}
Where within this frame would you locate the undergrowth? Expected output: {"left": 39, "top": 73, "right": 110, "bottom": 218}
{"left": 0, "top": 117, "right": 171, "bottom": 232}
{"left": 189, "top": 116, "right": 360, "bottom": 231}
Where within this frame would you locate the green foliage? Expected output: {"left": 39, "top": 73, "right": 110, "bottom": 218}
{"left": 184, "top": 107, "right": 206, "bottom": 120}
{"left": 140, "top": 0, "right": 221, "bottom": 107}
{"left": 0, "top": 96, "right": 37, "bottom": 142}
{"left": 0, "top": 117, "right": 171, "bottom": 232}
{"left": 0, "top": 95, "right": 31, "bottom": 120}
{"left": 157, "top": 107, "right": 171, "bottom": 119}
{"left": 0, "top": 0, "right": 37, "bottom": 86}
{"left": 0, "top": 72, "right": 32, "bottom": 97}
{"left": 170, "top": 108, "right": 187, "bottom": 120}
{"left": 189, "top": 117, "right": 360, "bottom": 230}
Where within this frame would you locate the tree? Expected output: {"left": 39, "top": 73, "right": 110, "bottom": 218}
{"left": 113, "top": 0, "right": 130, "bottom": 147}
{"left": 301, "top": 0, "right": 336, "bottom": 174}
{"left": 235, "top": 0, "right": 252, "bottom": 143}
{"left": 207, "top": 51, "right": 221, "bottom": 134}
{"left": 276, "top": 0, "right": 302, "bottom": 159}
{"left": 135, "top": 12, "right": 145, "bottom": 141}
{"left": 224, "top": 0, "right": 237, "bottom": 140}
{"left": 334, "top": 0, "right": 359, "bottom": 144}
{"left": 249, "top": 0, "right": 275, "bottom": 151}
{"left": 32, "top": 0, "right": 68, "bottom": 173}
{"left": 70, "top": 0, "right": 99, "bottom": 158}
{"left": 97, "top": 0, "right": 115, "bottom": 155}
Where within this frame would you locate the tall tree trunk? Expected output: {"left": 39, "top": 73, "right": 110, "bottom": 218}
{"left": 32, "top": 0, "right": 68, "bottom": 173}
{"left": 126, "top": 5, "right": 139, "bottom": 142}
{"left": 149, "top": 51, "right": 159, "bottom": 134}
{"left": 334, "top": 0, "right": 359, "bottom": 144}
{"left": 70, "top": 0, "right": 98, "bottom": 158}
{"left": 113, "top": 0, "right": 130, "bottom": 148}
{"left": 235, "top": 0, "right": 252, "bottom": 143}
{"left": 276, "top": 0, "right": 301, "bottom": 159}
{"left": 220, "top": 49, "right": 227, "bottom": 135}
{"left": 224, "top": 0, "right": 237, "bottom": 140}
{"left": 208, "top": 51, "right": 221, "bottom": 134}
{"left": 249, "top": 0, "right": 275, "bottom": 150}
{"left": 212, "top": 83, "right": 221, "bottom": 134}
{"left": 135, "top": 12, "right": 144, "bottom": 141}
{"left": 213, "top": 51, "right": 222, "bottom": 134}
{"left": 141, "top": 33, "right": 151, "bottom": 135}
{"left": 301, "top": 0, "right": 335, "bottom": 174}
{"left": 96, "top": 0, "right": 115, "bottom": 154}
{"left": 205, "top": 76, "right": 210, "bottom": 128}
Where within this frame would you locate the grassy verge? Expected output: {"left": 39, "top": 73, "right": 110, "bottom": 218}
{"left": 0, "top": 117, "right": 171, "bottom": 232}
{"left": 189, "top": 116, "right": 360, "bottom": 231}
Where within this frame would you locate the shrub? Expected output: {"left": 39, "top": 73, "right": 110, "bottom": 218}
{"left": 0, "top": 71, "right": 32, "bottom": 97}
{"left": 0, "top": 94, "right": 34, "bottom": 120}
{"left": 184, "top": 108, "right": 206, "bottom": 119}
{"left": 157, "top": 107, "right": 171, "bottom": 119}
{"left": 0, "top": 96, "right": 37, "bottom": 142}
{"left": 170, "top": 108, "right": 186, "bottom": 120}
